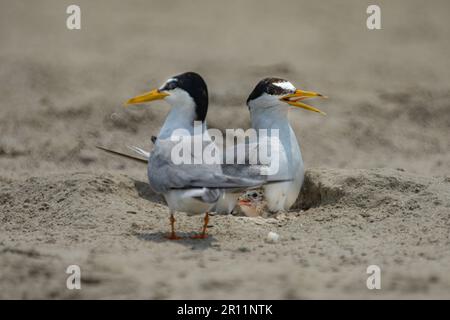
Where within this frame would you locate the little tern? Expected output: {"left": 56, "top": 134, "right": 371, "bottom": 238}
{"left": 246, "top": 78, "right": 326, "bottom": 212}
{"left": 215, "top": 78, "right": 326, "bottom": 214}
{"left": 237, "top": 189, "right": 266, "bottom": 217}
{"left": 125, "top": 72, "right": 272, "bottom": 239}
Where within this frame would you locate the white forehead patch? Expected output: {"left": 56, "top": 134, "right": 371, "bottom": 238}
{"left": 273, "top": 81, "right": 295, "bottom": 91}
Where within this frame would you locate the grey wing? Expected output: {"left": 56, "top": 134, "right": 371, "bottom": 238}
{"left": 221, "top": 163, "right": 266, "bottom": 179}
{"left": 167, "top": 163, "right": 265, "bottom": 189}
{"left": 222, "top": 141, "right": 271, "bottom": 179}
{"left": 148, "top": 151, "right": 264, "bottom": 193}
{"left": 222, "top": 140, "right": 260, "bottom": 164}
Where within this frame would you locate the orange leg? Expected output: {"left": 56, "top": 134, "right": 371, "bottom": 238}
{"left": 191, "top": 212, "right": 210, "bottom": 239}
{"left": 166, "top": 214, "right": 182, "bottom": 240}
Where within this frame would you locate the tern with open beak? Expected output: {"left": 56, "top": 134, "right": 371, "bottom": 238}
{"left": 246, "top": 78, "right": 326, "bottom": 212}
{"left": 216, "top": 78, "right": 327, "bottom": 213}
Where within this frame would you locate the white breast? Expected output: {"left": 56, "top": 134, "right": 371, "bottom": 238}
{"left": 164, "top": 190, "right": 213, "bottom": 216}
{"left": 264, "top": 126, "right": 304, "bottom": 212}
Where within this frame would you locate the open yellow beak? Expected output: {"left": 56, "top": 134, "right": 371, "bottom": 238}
{"left": 125, "top": 89, "right": 169, "bottom": 106}
{"left": 280, "top": 89, "right": 327, "bottom": 115}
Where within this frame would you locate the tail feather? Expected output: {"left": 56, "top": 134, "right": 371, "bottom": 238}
{"left": 127, "top": 145, "right": 151, "bottom": 159}
{"left": 95, "top": 146, "right": 148, "bottom": 164}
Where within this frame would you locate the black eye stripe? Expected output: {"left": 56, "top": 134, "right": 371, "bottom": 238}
{"left": 247, "top": 77, "right": 295, "bottom": 104}
{"left": 161, "top": 80, "right": 178, "bottom": 91}
{"left": 266, "top": 83, "right": 293, "bottom": 95}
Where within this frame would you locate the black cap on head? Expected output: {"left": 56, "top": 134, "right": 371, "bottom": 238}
{"left": 246, "top": 77, "right": 295, "bottom": 104}
{"left": 161, "top": 72, "right": 208, "bottom": 122}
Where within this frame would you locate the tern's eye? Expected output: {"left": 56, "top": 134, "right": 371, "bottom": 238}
{"left": 251, "top": 193, "right": 258, "bottom": 198}
{"left": 162, "top": 81, "right": 177, "bottom": 91}
{"left": 267, "top": 84, "right": 288, "bottom": 96}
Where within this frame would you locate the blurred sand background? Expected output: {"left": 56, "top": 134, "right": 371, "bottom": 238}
{"left": 0, "top": 0, "right": 449, "bottom": 299}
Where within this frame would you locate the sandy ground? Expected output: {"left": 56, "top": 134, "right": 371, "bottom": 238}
{"left": 0, "top": 0, "right": 450, "bottom": 299}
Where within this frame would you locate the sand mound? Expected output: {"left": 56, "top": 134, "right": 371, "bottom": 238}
{"left": 1, "top": 168, "right": 449, "bottom": 299}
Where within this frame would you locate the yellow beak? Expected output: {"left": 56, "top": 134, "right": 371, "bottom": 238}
{"left": 280, "top": 89, "right": 327, "bottom": 115}
{"left": 125, "top": 89, "right": 169, "bottom": 106}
